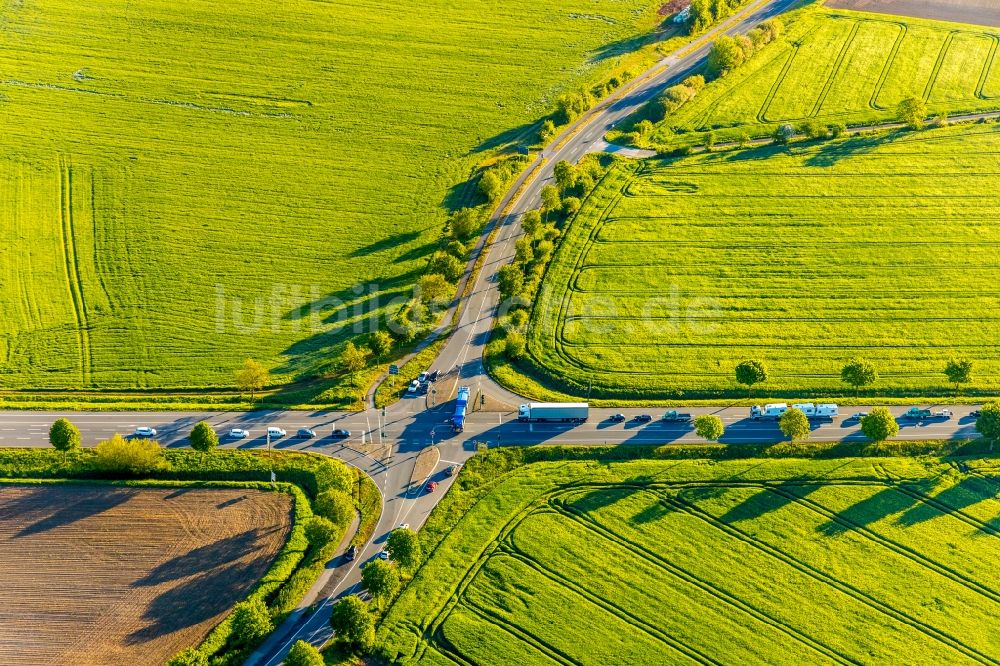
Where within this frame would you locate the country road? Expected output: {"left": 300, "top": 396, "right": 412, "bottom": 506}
{"left": 1, "top": 0, "right": 992, "bottom": 663}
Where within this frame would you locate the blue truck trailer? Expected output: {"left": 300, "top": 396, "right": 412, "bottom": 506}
{"left": 452, "top": 386, "right": 471, "bottom": 432}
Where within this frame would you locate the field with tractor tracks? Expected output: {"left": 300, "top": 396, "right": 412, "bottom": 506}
{"left": 0, "top": 0, "right": 664, "bottom": 393}
{"left": 0, "top": 484, "right": 291, "bottom": 665}
{"left": 518, "top": 123, "right": 1000, "bottom": 399}
{"left": 649, "top": 6, "right": 1000, "bottom": 147}
{"left": 378, "top": 455, "right": 1000, "bottom": 665}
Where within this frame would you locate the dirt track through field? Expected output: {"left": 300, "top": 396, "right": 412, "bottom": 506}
{"left": 0, "top": 484, "right": 292, "bottom": 665}
{"left": 825, "top": 0, "right": 1000, "bottom": 28}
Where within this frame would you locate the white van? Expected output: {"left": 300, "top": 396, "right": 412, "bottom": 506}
{"left": 267, "top": 426, "right": 286, "bottom": 439}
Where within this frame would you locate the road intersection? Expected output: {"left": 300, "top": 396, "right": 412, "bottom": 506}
{"left": 1, "top": 0, "right": 992, "bottom": 661}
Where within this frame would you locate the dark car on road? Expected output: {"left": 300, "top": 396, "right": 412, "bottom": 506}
{"left": 429, "top": 370, "right": 440, "bottom": 382}
{"left": 634, "top": 414, "right": 653, "bottom": 423}
{"left": 345, "top": 545, "right": 358, "bottom": 561}
{"left": 608, "top": 413, "right": 626, "bottom": 423}
{"left": 445, "top": 465, "right": 457, "bottom": 477}
{"left": 331, "top": 428, "right": 351, "bottom": 439}
{"left": 297, "top": 428, "right": 316, "bottom": 439}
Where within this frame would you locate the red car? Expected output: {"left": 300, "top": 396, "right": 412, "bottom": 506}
{"left": 425, "top": 481, "right": 438, "bottom": 493}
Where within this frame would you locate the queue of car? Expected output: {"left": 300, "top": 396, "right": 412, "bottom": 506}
{"left": 133, "top": 424, "right": 353, "bottom": 441}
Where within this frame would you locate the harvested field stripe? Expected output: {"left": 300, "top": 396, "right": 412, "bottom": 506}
{"left": 976, "top": 35, "right": 1000, "bottom": 98}
{"left": 58, "top": 157, "right": 91, "bottom": 387}
{"left": 769, "top": 487, "right": 1000, "bottom": 606}
{"left": 870, "top": 23, "right": 909, "bottom": 110}
{"left": 549, "top": 499, "right": 856, "bottom": 665}
{"left": 460, "top": 589, "right": 579, "bottom": 666}
{"left": 502, "top": 544, "right": 721, "bottom": 665}
{"left": 660, "top": 491, "right": 1000, "bottom": 665}
{"left": 811, "top": 20, "right": 862, "bottom": 117}
{"left": 923, "top": 31, "right": 957, "bottom": 100}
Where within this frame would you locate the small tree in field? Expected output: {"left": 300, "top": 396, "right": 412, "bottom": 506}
{"left": 49, "top": 418, "right": 81, "bottom": 459}
{"left": 235, "top": 358, "right": 269, "bottom": 402}
{"left": 387, "top": 527, "right": 422, "bottom": 572}
{"left": 370, "top": 329, "right": 394, "bottom": 361}
{"left": 735, "top": 359, "right": 768, "bottom": 397}
{"left": 285, "top": 640, "right": 323, "bottom": 666}
{"left": 897, "top": 96, "right": 927, "bottom": 129}
{"left": 779, "top": 408, "right": 811, "bottom": 442}
{"left": 861, "top": 407, "right": 899, "bottom": 442}
{"left": 189, "top": 421, "right": 218, "bottom": 458}
{"left": 694, "top": 414, "right": 725, "bottom": 442}
{"left": 975, "top": 401, "right": 1000, "bottom": 441}
{"left": 329, "top": 595, "right": 374, "bottom": 652}
{"left": 341, "top": 341, "right": 371, "bottom": 386}
{"left": 361, "top": 559, "right": 400, "bottom": 605}
{"left": 841, "top": 358, "right": 878, "bottom": 395}
{"left": 944, "top": 358, "right": 973, "bottom": 395}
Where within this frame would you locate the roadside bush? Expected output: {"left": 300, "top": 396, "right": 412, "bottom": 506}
{"left": 315, "top": 489, "right": 354, "bottom": 525}
{"left": 189, "top": 421, "right": 219, "bottom": 457}
{"left": 387, "top": 527, "right": 422, "bottom": 572}
{"left": 94, "top": 434, "right": 167, "bottom": 475}
{"left": 285, "top": 640, "right": 324, "bottom": 666}
{"left": 304, "top": 515, "right": 341, "bottom": 552}
{"left": 416, "top": 273, "right": 451, "bottom": 304}
{"left": 330, "top": 595, "right": 375, "bottom": 652}
{"left": 430, "top": 252, "right": 464, "bottom": 282}
{"left": 166, "top": 648, "right": 208, "bottom": 666}
{"left": 448, "top": 208, "right": 478, "bottom": 241}
{"left": 361, "top": 559, "right": 400, "bottom": 604}
{"left": 478, "top": 169, "right": 504, "bottom": 202}
{"left": 505, "top": 331, "right": 527, "bottom": 360}
{"left": 554, "top": 89, "right": 594, "bottom": 124}
{"left": 498, "top": 264, "right": 524, "bottom": 301}
{"left": 230, "top": 597, "right": 273, "bottom": 647}
{"left": 772, "top": 124, "right": 795, "bottom": 144}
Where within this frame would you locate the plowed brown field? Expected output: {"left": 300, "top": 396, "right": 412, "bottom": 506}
{"left": 0, "top": 484, "right": 292, "bottom": 665}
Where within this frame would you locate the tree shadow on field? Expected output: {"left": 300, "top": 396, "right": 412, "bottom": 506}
{"left": 896, "top": 476, "right": 999, "bottom": 531}
{"left": 801, "top": 129, "right": 908, "bottom": 168}
{"left": 7, "top": 487, "right": 137, "bottom": 538}
{"left": 717, "top": 479, "right": 817, "bottom": 525}
{"left": 124, "top": 527, "right": 281, "bottom": 644}
{"left": 817, "top": 480, "right": 932, "bottom": 537}
{"left": 349, "top": 231, "right": 422, "bottom": 258}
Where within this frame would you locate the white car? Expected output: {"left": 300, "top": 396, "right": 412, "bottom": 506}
{"left": 397, "top": 523, "right": 410, "bottom": 531}
{"left": 134, "top": 426, "right": 157, "bottom": 437}
{"left": 267, "top": 426, "right": 287, "bottom": 438}
{"left": 405, "top": 379, "right": 420, "bottom": 396}
{"left": 229, "top": 428, "right": 250, "bottom": 439}
{"left": 378, "top": 549, "right": 390, "bottom": 560}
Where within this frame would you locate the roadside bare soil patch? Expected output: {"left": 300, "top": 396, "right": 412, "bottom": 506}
{"left": 0, "top": 484, "right": 291, "bottom": 665}
{"left": 825, "top": 0, "right": 1000, "bottom": 27}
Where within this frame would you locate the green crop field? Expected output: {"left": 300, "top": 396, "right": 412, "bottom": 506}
{"left": 518, "top": 123, "right": 1000, "bottom": 399}
{"left": 650, "top": 7, "right": 1000, "bottom": 147}
{"left": 379, "top": 454, "right": 1000, "bottom": 665}
{"left": 0, "top": 0, "right": 664, "bottom": 392}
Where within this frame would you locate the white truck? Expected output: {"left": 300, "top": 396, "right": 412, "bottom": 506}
{"left": 750, "top": 403, "right": 788, "bottom": 420}
{"left": 518, "top": 402, "right": 589, "bottom": 423}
